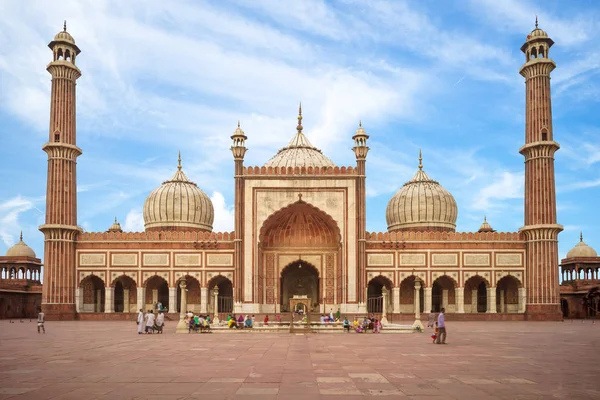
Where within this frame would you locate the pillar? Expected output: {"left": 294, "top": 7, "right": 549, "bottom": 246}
{"left": 123, "top": 289, "right": 130, "bottom": 313}
{"left": 499, "top": 290, "right": 505, "bottom": 313}
{"left": 200, "top": 287, "right": 208, "bottom": 313}
{"left": 487, "top": 287, "right": 497, "bottom": 313}
{"left": 456, "top": 287, "right": 464, "bottom": 313}
{"left": 412, "top": 280, "right": 424, "bottom": 331}
{"left": 518, "top": 288, "right": 527, "bottom": 313}
{"left": 423, "top": 287, "right": 432, "bottom": 314}
{"left": 168, "top": 287, "right": 176, "bottom": 313}
{"left": 392, "top": 287, "right": 400, "bottom": 314}
{"left": 471, "top": 289, "right": 478, "bottom": 313}
{"left": 105, "top": 287, "right": 114, "bottom": 313}
{"left": 176, "top": 280, "right": 188, "bottom": 333}
{"left": 381, "top": 287, "right": 389, "bottom": 325}
{"left": 213, "top": 287, "right": 220, "bottom": 323}
{"left": 137, "top": 287, "right": 146, "bottom": 312}
{"left": 75, "top": 288, "right": 82, "bottom": 313}
{"left": 95, "top": 290, "right": 102, "bottom": 312}
{"left": 442, "top": 289, "right": 449, "bottom": 310}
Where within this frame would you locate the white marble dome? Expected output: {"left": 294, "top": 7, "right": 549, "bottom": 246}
{"left": 6, "top": 233, "right": 36, "bottom": 258}
{"left": 386, "top": 155, "right": 458, "bottom": 232}
{"left": 143, "top": 158, "right": 214, "bottom": 232}
{"left": 264, "top": 107, "right": 335, "bottom": 169}
{"left": 566, "top": 234, "right": 598, "bottom": 258}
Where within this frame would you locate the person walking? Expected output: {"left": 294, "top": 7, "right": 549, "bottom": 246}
{"left": 37, "top": 308, "right": 45, "bottom": 334}
{"left": 427, "top": 310, "right": 436, "bottom": 328}
{"left": 137, "top": 309, "right": 144, "bottom": 334}
{"left": 145, "top": 310, "right": 156, "bottom": 334}
{"left": 435, "top": 308, "right": 447, "bottom": 344}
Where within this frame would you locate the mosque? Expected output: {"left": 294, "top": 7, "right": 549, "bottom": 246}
{"left": 18, "top": 21, "right": 599, "bottom": 322}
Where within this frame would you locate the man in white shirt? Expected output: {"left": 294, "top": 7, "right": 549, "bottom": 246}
{"left": 37, "top": 308, "right": 45, "bottom": 334}
{"left": 436, "top": 308, "right": 447, "bottom": 344}
{"left": 145, "top": 310, "right": 156, "bottom": 334}
{"left": 137, "top": 309, "right": 144, "bottom": 334}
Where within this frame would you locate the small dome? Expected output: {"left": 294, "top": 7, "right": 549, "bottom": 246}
{"left": 264, "top": 105, "right": 335, "bottom": 169}
{"left": 143, "top": 154, "right": 214, "bottom": 232}
{"left": 478, "top": 216, "right": 494, "bottom": 233}
{"left": 54, "top": 21, "right": 76, "bottom": 44}
{"left": 566, "top": 233, "right": 598, "bottom": 258}
{"left": 6, "top": 232, "right": 36, "bottom": 258}
{"left": 386, "top": 152, "right": 458, "bottom": 232}
{"left": 107, "top": 218, "right": 123, "bottom": 233}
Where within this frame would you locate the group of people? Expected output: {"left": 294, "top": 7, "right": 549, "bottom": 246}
{"left": 427, "top": 308, "right": 447, "bottom": 344}
{"left": 342, "top": 315, "right": 382, "bottom": 333}
{"left": 185, "top": 311, "right": 212, "bottom": 333}
{"left": 226, "top": 314, "right": 263, "bottom": 329}
{"left": 136, "top": 309, "right": 165, "bottom": 334}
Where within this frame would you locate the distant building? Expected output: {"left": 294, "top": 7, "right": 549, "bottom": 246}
{"left": 560, "top": 234, "right": 600, "bottom": 319}
{"left": 40, "top": 21, "right": 566, "bottom": 321}
{"left": 0, "top": 233, "right": 42, "bottom": 319}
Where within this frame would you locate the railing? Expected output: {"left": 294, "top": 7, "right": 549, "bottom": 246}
{"left": 217, "top": 296, "right": 233, "bottom": 313}
{"left": 367, "top": 296, "right": 383, "bottom": 313}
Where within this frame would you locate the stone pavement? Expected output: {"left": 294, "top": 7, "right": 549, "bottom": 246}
{"left": 0, "top": 320, "right": 598, "bottom": 399}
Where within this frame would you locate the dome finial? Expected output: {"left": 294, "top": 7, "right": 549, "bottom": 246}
{"left": 359, "top": 120, "right": 362, "bottom": 128}
{"left": 418, "top": 149, "right": 423, "bottom": 170}
{"left": 64, "top": 20, "right": 67, "bottom": 31}
{"left": 297, "top": 102, "right": 303, "bottom": 133}
{"left": 20, "top": 231, "right": 23, "bottom": 241}
{"left": 114, "top": 216, "right": 117, "bottom": 223}
{"left": 535, "top": 15, "right": 538, "bottom": 29}
{"left": 237, "top": 120, "right": 240, "bottom": 128}
{"left": 484, "top": 215, "right": 487, "bottom": 222}
{"left": 177, "top": 150, "right": 182, "bottom": 171}
{"left": 580, "top": 231, "right": 583, "bottom": 242}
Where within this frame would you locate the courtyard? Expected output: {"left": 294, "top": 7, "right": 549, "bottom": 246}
{"left": 0, "top": 321, "right": 598, "bottom": 399}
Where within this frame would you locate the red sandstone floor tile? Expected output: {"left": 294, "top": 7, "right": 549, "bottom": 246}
{"left": 1, "top": 321, "right": 599, "bottom": 399}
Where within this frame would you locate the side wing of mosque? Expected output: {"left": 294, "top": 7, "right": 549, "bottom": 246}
{"left": 16, "top": 21, "right": 597, "bottom": 322}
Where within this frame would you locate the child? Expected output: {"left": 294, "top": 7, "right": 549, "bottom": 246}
{"left": 431, "top": 322, "right": 438, "bottom": 343}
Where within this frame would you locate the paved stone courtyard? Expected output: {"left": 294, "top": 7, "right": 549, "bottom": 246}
{"left": 0, "top": 320, "right": 598, "bottom": 399}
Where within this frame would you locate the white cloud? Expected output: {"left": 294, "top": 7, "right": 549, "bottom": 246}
{"left": 0, "top": 196, "right": 42, "bottom": 247}
{"left": 472, "top": 171, "right": 524, "bottom": 211}
{"left": 210, "top": 191, "right": 234, "bottom": 232}
{"left": 123, "top": 209, "right": 144, "bottom": 232}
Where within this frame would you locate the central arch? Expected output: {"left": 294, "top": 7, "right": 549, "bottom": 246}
{"left": 280, "top": 260, "right": 319, "bottom": 312}
{"left": 259, "top": 199, "right": 342, "bottom": 312}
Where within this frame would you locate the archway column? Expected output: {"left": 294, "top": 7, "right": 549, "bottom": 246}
{"left": 200, "top": 287, "right": 208, "bottom": 313}
{"left": 412, "top": 280, "right": 424, "bottom": 330}
{"left": 137, "top": 287, "right": 146, "bottom": 311}
{"left": 123, "top": 289, "right": 130, "bottom": 313}
{"left": 176, "top": 281, "right": 187, "bottom": 333}
{"left": 381, "top": 287, "right": 389, "bottom": 325}
{"left": 423, "top": 287, "right": 432, "bottom": 313}
{"left": 456, "top": 287, "right": 464, "bottom": 313}
{"left": 76, "top": 287, "right": 82, "bottom": 313}
{"left": 169, "top": 287, "right": 176, "bottom": 312}
{"left": 105, "top": 287, "right": 114, "bottom": 313}
{"left": 487, "top": 287, "right": 497, "bottom": 313}
{"left": 213, "top": 287, "right": 220, "bottom": 323}
{"left": 518, "top": 288, "right": 527, "bottom": 313}
{"left": 392, "top": 287, "right": 400, "bottom": 313}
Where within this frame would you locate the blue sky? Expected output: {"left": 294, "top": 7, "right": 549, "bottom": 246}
{"left": 0, "top": 0, "right": 599, "bottom": 265}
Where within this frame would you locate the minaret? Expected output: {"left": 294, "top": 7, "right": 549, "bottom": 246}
{"left": 352, "top": 121, "right": 369, "bottom": 307}
{"left": 39, "top": 22, "right": 82, "bottom": 320}
{"left": 231, "top": 120, "right": 247, "bottom": 304}
{"left": 518, "top": 19, "right": 563, "bottom": 320}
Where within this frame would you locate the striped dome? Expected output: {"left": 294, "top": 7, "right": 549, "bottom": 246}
{"left": 386, "top": 158, "right": 457, "bottom": 232}
{"left": 143, "top": 158, "right": 214, "bottom": 232}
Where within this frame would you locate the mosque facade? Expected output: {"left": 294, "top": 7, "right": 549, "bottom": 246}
{"left": 39, "top": 22, "right": 582, "bottom": 321}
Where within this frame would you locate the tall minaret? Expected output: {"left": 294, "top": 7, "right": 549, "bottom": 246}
{"left": 39, "top": 22, "right": 82, "bottom": 320}
{"left": 352, "top": 121, "right": 369, "bottom": 308}
{"left": 518, "top": 19, "right": 563, "bottom": 320}
{"left": 230, "top": 120, "right": 247, "bottom": 305}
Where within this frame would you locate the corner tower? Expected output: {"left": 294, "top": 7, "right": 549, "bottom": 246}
{"left": 518, "top": 19, "right": 563, "bottom": 320}
{"left": 39, "top": 22, "right": 82, "bottom": 320}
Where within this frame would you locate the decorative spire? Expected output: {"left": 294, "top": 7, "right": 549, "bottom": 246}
{"left": 20, "top": 231, "right": 23, "bottom": 241}
{"left": 535, "top": 15, "right": 538, "bottom": 29}
{"left": 580, "top": 231, "right": 583, "bottom": 242}
{"left": 418, "top": 149, "right": 423, "bottom": 170}
{"left": 114, "top": 216, "right": 118, "bottom": 223}
{"left": 297, "top": 102, "right": 303, "bottom": 133}
{"left": 64, "top": 20, "right": 67, "bottom": 32}
{"left": 237, "top": 120, "right": 240, "bottom": 128}
{"left": 359, "top": 120, "right": 362, "bottom": 128}
{"left": 177, "top": 151, "right": 182, "bottom": 171}
{"left": 484, "top": 215, "right": 487, "bottom": 222}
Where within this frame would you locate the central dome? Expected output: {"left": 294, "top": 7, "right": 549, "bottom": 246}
{"left": 264, "top": 106, "right": 335, "bottom": 169}
{"left": 386, "top": 152, "right": 458, "bottom": 232}
{"left": 143, "top": 154, "right": 214, "bottom": 232}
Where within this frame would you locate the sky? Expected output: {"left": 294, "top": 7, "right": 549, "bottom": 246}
{"left": 0, "top": 0, "right": 599, "bottom": 267}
